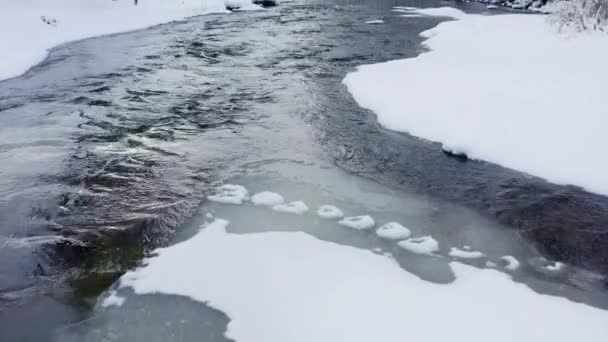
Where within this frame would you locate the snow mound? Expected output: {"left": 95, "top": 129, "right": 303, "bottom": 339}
{"left": 208, "top": 184, "right": 249, "bottom": 205}
{"left": 251, "top": 191, "right": 285, "bottom": 207}
{"left": 272, "top": 201, "right": 309, "bottom": 215}
{"left": 338, "top": 215, "right": 375, "bottom": 230}
{"left": 449, "top": 247, "right": 485, "bottom": 259}
{"left": 397, "top": 236, "right": 439, "bottom": 255}
{"left": 119, "top": 219, "right": 608, "bottom": 342}
{"left": 343, "top": 8, "right": 608, "bottom": 196}
{"left": 317, "top": 205, "right": 344, "bottom": 219}
{"left": 375, "top": 222, "right": 411, "bottom": 240}
{"left": 365, "top": 19, "right": 384, "bottom": 24}
{"left": 501, "top": 255, "right": 521, "bottom": 271}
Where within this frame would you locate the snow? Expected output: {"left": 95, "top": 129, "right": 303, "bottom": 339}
{"left": 343, "top": 8, "right": 608, "bottom": 196}
{"left": 375, "top": 222, "right": 411, "bottom": 240}
{"left": 449, "top": 247, "right": 486, "bottom": 259}
{"left": 338, "top": 215, "right": 375, "bottom": 230}
{"left": 397, "top": 236, "right": 439, "bottom": 255}
{"left": 101, "top": 290, "right": 126, "bottom": 308}
{"left": 120, "top": 219, "right": 608, "bottom": 342}
{"left": 501, "top": 255, "right": 521, "bottom": 271}
{"left": 317, "top": 205, "right": 344, "bottom": 220}
{"left": 365, "top": 19, "right": 384, "bottom": 24}
{"left": 251, "top": 191, "right": 285, "bottom": 207}
{"left": 272, "top": 201, "right": 309, "bottom": 215}
{"left": 208, "top": 184, "right": 250, "bottom": 205}
{"left": 0, "top": 0, "right": 260, "bottom": 81}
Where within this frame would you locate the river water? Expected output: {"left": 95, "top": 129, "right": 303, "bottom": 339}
{"left": 1, "top": 0, "right": 607, "bottom": 341}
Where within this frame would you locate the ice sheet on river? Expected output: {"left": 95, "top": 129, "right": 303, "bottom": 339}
{"left": 119, "top": 219, "right": 608, "bottom": 342}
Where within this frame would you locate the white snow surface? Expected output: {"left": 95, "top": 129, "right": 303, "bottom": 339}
{"left": 375, "top": 222, "right": 411, "bottom": 240}
{"left": 251, "top": 191, "right": 285, "bottom": 207}
{"left": 397, "top": 236, "right": 439, "bottom": 255}
{"left": 0, "top": 0, "right": 259, "bottom": 81}
{"left": 317, "top": 205, "right": 344, "bottom": 219}
{"left": 272, "top": 201, "right": 309, "bottom": 215}
{"left": 343, "top": 8, "right": 608, "bottom": 196}
{"left": 120, "top": 219, "right": 608, "bottom": 342}
{"left": 208, "top": 184, "right": 250, "bottom": 205}
{"left": 449, "top": 247, "right": 486, "bottom": 259}
{"left": 338, "top": 215, "right": 375, "bottom": 230}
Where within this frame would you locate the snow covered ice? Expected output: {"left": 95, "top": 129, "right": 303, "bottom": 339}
{"left": 317, "top": 205, "right": 344, "bottom": 219}
{"left": 251, "top": 191, "right": 285, "bottom": 207}
{"left": 338, "top": 215, "right": 375, "bottom": 230}
{"left": 207, "top": 184, "right": 249, "bottom": 205}
{"left": 375, "top": 222, "right": 411, "bottom": 240}
{"left": 272, "top": 201, "right": 309, "bottom": 215}
{"left": 118, "top": 219, "right": 608, "bottom": 342}
{"left": 397, "top": 236, "right": 439, "bottom": 255}
{"left": 343, "top": 7, "right": 608, "bottom": 196}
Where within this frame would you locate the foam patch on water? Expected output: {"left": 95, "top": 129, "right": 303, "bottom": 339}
{"left": 207, "top": 184, "right": 249, "bottom": 205}
{"left": 365, "top": 19, "right": 384, "bottom": 24}
{"left": 272, "top": 201, "right": 309, "bottom": 215}
{"left": 317, "top": 205, "right": 344, "bottom": 219}
{"left": 119, "top": 219, "right": 608, "bottom": 342}
{"left": 375, "top": 222, "right": 411, "bottom": 240}
{"left": 449, "top": 247, "right": 485, "bottom": 259}
{"left": 501, "top": 255, "right": 521, "bottom": 271}
{"left": 251, "top": 191, "right": 285, "bottom": 207}
{"left": 338, "top": 215, "right": 375, "bottom": 230}
{"left": 397, "top": 236, "right": 439, "bottom": 255}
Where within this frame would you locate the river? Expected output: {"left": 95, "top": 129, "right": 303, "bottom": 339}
{"left": 1, "top": 0, "right": 607, "bottom": 341}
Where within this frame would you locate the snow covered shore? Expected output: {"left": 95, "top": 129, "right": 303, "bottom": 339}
{"left": 0, "top": 0, "right": 258, "bottom": 81}
{"left": 118, "top": 219, "right": 608, "bottom": 342}
{"left": 343, "top": 8, "right": 608, "bottom": 196}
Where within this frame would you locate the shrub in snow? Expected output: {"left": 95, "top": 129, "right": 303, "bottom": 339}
{"left": 548, "top": 0, "right": 608, "bottom": 31}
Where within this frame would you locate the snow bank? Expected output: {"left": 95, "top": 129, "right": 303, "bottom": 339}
{"left": 120, "top": 219, "right": 608, "bottom": 342}
{"left": 343, "top": 8, "right": 608, "bottom": 196}
{"left": 0, "top": 0, "right": 259, "bottom": 81}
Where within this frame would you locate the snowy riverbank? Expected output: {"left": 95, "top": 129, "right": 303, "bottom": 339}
{"left": 343, "top": 7, "right": 608, "bottom": 196}
{"left": 0, "top": 0, "right": 258, "bottom": 81}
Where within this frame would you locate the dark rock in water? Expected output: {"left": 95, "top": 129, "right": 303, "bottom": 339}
{"left": 253, "top": 0, "right": 279, "bottom": 7}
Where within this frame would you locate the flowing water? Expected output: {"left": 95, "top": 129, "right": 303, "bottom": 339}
{"left": 1, "top": 0, "right": 607, "bottom": 341}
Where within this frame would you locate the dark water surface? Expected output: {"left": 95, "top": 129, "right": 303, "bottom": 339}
{"left": 1, "top": 0, "right": 607, "bottom": 340}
